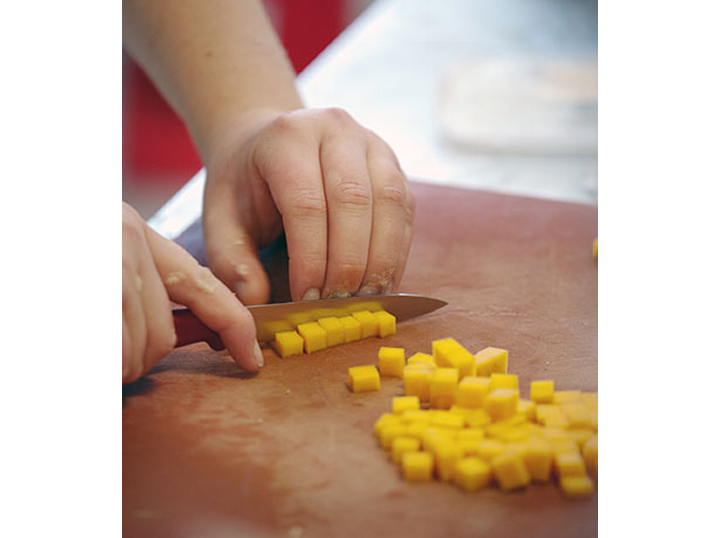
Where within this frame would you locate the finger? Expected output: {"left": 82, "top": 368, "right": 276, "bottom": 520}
{"left": 123, "top": 203, "right": 176, "bottom": 383}
{"left": 144, "top": 225, "right": 263, "bottom": 372}
{"left": 255, "top": 120, "right": 327, "bottom": 301}
{"left": 360, "top": 141, "right": 412, "bottom": 295}
{"left": 319, "top": 131, "right": 373, "bottom": 298}
{"left": 203, "top": 178, "right": 273, "bottom": 306}
{"left": 393, "top": 194, "right": 415, "bottom": 291}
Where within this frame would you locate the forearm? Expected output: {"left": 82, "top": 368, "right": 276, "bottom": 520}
{"left": 123, "top": 0, "right": 304, "bottom": 162}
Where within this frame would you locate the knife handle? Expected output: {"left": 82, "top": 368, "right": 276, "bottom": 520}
{"left": 172, "top": 308, "right": 225, "bottom": 351}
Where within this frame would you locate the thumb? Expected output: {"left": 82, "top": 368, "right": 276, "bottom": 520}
{"left": 202, "top": 185, "right": 271, "bottom": 306}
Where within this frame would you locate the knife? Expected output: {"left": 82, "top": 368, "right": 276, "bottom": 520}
{"left": 173, "top": 293, "right": 447, "bottom": 350}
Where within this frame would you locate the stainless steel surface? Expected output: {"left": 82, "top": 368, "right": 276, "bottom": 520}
{"left": 249, "top": 293, "right": 447, "bottom": 342}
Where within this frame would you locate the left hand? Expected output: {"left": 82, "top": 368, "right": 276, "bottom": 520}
{"left": 201, "top": 107, "right": 415, "bottom": 305}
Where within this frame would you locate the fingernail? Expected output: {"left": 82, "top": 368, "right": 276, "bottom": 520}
{"left": 383, "top": 279, "right": 394, "bottom": 295}
{"left": 253, "top": 340, "right": 264, "bottom": 368}
{"left": 323, "top": 290, "right": 351, "bottom": 300}
{"left": 302, "top": 288, "right": 320, "bottom": 301}
{"left": 357, "top": 284, "right": 380, "bottom": 297}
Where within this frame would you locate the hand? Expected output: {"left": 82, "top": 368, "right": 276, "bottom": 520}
{"left": 122, "top": 203, "right": 262, "bottom": 384}
{"left": 202, "top": 107, "right": 415, "bottom": 305}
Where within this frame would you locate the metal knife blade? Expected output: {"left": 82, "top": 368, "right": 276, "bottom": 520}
{"left": 172, "top": 293, "right": 447, "bottom": 349}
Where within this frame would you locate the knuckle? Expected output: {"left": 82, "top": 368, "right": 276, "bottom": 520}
{"left": 377, "top": 182, "right": 406, "bottom": 208}
{"left": 324, "top": 107, "right": 352, "bottom": 124}
{"left": 268, "top": 113, "right": 302, "bottom": 137}
{"left": 288, "top": 189, "right": 327, "bottom": 219}
{"left": 334, "top": 179, "right": 372, "bottom": 210}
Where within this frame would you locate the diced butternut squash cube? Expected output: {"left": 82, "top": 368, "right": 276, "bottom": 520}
{"left": 523, "top": 439, "right": 553, "bottom": 482}
{"left": 408, "top": 352, "right": 435, "bottom": 366}
{"left": 432, "top": 338, "right": 475, "bottom": 379}
{"left": 583, "top": 435, "right": 598, "bottom": 471}
{"left": 403, "top": 365, "right": 433, "bottom": 403}
{"left": 297, "top": 322, "right": 328, "bottom": 353}
{"left": 477, "top": 440, "right": 505, "bottom": 462}
{"left": 474, "top": 347, "right": 508, "bottom": 376}
{"left": 517, "top": 399, "right": 537, "bottom": 421}
{"left": 454, "top": 457, "right": 492, "bottom": 492}
{"left": 455, "top": 376, "right": 492, "bottom": 409}
{"left": 564, "top": 406, "right": 592, "bottom": 429}
{"left": 592, "top": 238, "right": 598, "bottom": 259}
{"left": 429, "top": 368, "right": 459, "bottom": 409}
{"left": 492, "top": 450, "right": 531, "bottom": 490}
{"left": 379, "top": 423, "right": 409, "bottom": 450}
{"left": 421, "top": 427, "right": 455, "bottom": 453}
{"left": 400, "top": 409, "right": 432, "bottom": 424}
{"left": 553, "top": 390, "right": 582, "bottom": 404}
{"left": 378, "top": 346, "right": 405, "bottom": 378}
{"left": 402, "top": 451, "right": 434, "bottom": 482}
{"left": 457, "top": 429, "right": 485, "bottom": 443}
{"left": 347, "top": 365, "right": 380, "bottom": 393}
{"left": 351, "top": 310, "right": 378, "bottom": 338}
{"left": 530, "top": 380, "right": 554, "bottom": 403}
{"left": 317, "top": 317, "right": 345, "bottom": 346}
{"left": 374, "top": 413, "right": 400, "bottom": 439}
{"left": 464, "top": 408, "right": 492, "bottom": 428}
{"left": 536, "top": 404, "right": 566, "bottom": 426}
{"left": 391, "top": 436, "right": 420, "bottom": 464}
{"left": 581, "top": 392, "right": 598, "bottom": 408}
{"left": 405, "top": 421, "right": 429, "bottom": 441}
{"left": 435, "top": 441, "right": 462, "bottom": 481}
{"left": 392, "top": 396, "right": 420, "bottom": 415}
{"left": 430, "top": 410, "right": 465, "bottom": 430}
{"left": 560, "top": 474, "right": 594, "bottom": 498}
{"left": 373, "top": 310, "right": 396, "bottom": 338}
{"left": 490, "top": 373, "right": 519, "bottom": 390}
{"left": 484, "top": 388, "right": 519, "bottom": 421}
{"left": 271, "top": 330, "right": 305, "bottom": 358}
{"left": 338, "top": 315, "right": 362, "bottom": 343}
{"left": 554, "top": 451, "right": 587, "bottom": 478}
{"left": 567, "top": 429, "right": 594, "bottom": 451}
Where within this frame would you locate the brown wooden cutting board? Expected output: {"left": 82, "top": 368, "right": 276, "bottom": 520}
{"left": 123, "top": 182, "right": 598, "bottom": 538}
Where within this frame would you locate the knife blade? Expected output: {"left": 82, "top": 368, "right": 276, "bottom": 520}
{"left": 172, "top": 293, "right": 447, "bottom": 350}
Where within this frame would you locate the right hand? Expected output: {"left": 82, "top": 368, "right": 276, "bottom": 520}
{"left": 122, "top": 202, "right": 262, "bottom": 384}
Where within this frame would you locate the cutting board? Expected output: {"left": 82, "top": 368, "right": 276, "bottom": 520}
{"left": 123, "top": 182, "right": 598, "bottom": 538}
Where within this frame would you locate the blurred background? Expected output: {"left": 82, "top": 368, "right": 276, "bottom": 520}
{"left": 123, "top": 0, "right": 374, "bottom": 219}
{"left": 124, "top": 0, "right": 598, "bottom": 232}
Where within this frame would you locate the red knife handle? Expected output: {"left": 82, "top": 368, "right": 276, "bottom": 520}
{"left": 172, "top": 308, "right": 225, "bottom": 351}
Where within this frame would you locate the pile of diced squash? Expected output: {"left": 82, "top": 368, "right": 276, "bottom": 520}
{"left": 270, "top": 309, "right": 397, "bottom": 357}
{"left": 351, "top": 338, "right": 598, "bottom": 499}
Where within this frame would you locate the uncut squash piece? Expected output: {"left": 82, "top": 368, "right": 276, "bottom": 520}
{"left": 271, "top": 330, "right": 304, "bottom": 358}
{"left": 474, "top": 347, "right": 508, "bottom": 376}
{"left": 403, "top": 365, "right": 433, "bottom": 403}
{"left": 351, "top": 310, "right": 378, "bottom": 338}
{"left": 378, "top": 346, "right": 405, "bottom": 378}
{"left": 297, "top": 322, "right": 328, "bottom": 353}
{"left": 560, "top": 474, "right": 594, "bottom": 498}
{"left": 373, "top": 310, "right": 396, "bottom": 338}
{"left": 456, "top": 376, "right": 492, "bottom": 409}
{"left": 317, "top": 317, "right": 345, "bottom": 346}
{"left": 347, "top": 365, "right": 380, "bottom": 393}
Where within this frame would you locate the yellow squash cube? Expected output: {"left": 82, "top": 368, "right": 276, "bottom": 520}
{"left": 435, "top": 441, "right": 462, "bottom": 481}
{"left": 378, "top": 346, "right": 405, "bottom": 378}
{"left": 392, "top": 395, "right": 420, "bottom": 415}
{"left": 492, "top": 450, "right": 531, "bottom": 491}
{"left": 430, "top": 368, "right": 459, "bottom": 404}
{"left": 464, "top": 408, "right": 492, "bottom": 428}
{"left": 430, "top": 410, "right": 465, "bottom": 430}
{"left": 517, "top": 399, "right": 537, "bottom": 421}
{"left": 583, "top": 435, "right": 598, "bottom": 471}
{"left": 391, "top": 436, "right": 421, "bottom": 464}
{"left": 568, "top": 429, "right": 594, "bottom": 451}
{"left": 402, "top": 451, "right": 434, "bottom": 482}
{"left": 403, "top": 365, "right": 433, "bottom": 403}
{"left": 455, "top": 376, "right": 492, "bottom": 409}
{"left": 490, "top": 373, "right": 519, "bottom": 390}
{"left": 373, "top": 310, "right": 396, "bottom": 338}
{"left": 484, "top": 388, "right": 519, "bottom": 421}
{"left": 421, "top": 427, "right": 455, "bottom": 453}
{"left": 553, "top": 390, "right": 582, "bottom": 404}
{"left": 554, "top": 451, "right": 587, "bottom": 478}
{"left": 338, "top": 315, "right": 362, "bottom": 343}
{"left": 374, "top": 413, "right": 400, "bottom": 439}
{"left": 400, "top": 409, "right": 432, "bottom": 424}
{"left": 454, "top": 457, "right": 492, "bottom": 492}
{"left": 271, "top": 330, "right": 304, "bottom": 358}
{"left": 347, "top": 365, "right": 380, "bottom": 394}
{"left": 432, "top": 338, "right": 475, "bottom": 379}
{"left": 351, "top": 310, "right": 378, "bottom": 338}
{"left": 535, "top": 404, "right": 566, "bottom": 427}
{"left": 317, "top": 317, "right": 345, "bottom": 346}
{"left": 379, "top": 423, "right": 409, "bottom": 449}
{"left": 477, "top": 440, "right": 505, "bottom": 462}
{"left": 408, "top": 352, "right": 435, "bottom": 366}
{"left": 523, "top": 440, "right": 553, "bottom": 482}
{"left": 474, "top": 347, "right": 508, "bottom": 376}
{"left": 592, "top": 237, "right": 598, "bottom": 259}
{"left": 297, "top": 321, "right": 328, "bottom": 353}
{"left": 560, "top": 474, "right": 594, "bottom": 498}
{"left": 530, "top": 380, "right": 554, "bottom": 403}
